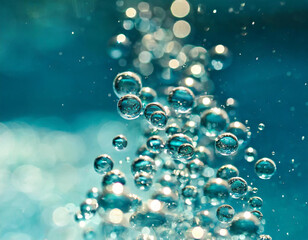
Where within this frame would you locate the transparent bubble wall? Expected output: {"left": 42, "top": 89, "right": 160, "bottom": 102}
{"left": 0, "top": 0, "right": 307, "bottom": 240}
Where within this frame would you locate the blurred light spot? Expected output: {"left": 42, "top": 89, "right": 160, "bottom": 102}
{"left": 112, "top": 183, "right": 124, "bottom": 194}
{"left": 202, "top": 97, "right": 211, "bottom": 105}
{"left": 169, "top": 59, "right": 180, "bottom": 69}
{"left": 173, "top": 20, "right": 191, "bottom": 38}
{"left": 142, "top": 227, "right": 151, "bottom": 235}
{"left": 192, "top": 226, "right": 205, "bottom": 239}
{"left": 215, "top": 44, "right": 225, "bottom": 54}
{"left": 211, "top": 60, "right": 223, "bottom": 70}
{"left": 185, "top": 77, "right": 194, "bottom": 86}
{"left": 164, "top": 174, "right": 171, "bottom": 181}
{"left": 226, "top": 97, "right": 235, "bottom": 106}
{"left": 139, "top": 51, "right": 152, "bottom": 63}
{"left": 154, "top": 29, "right": 165, "bottom": 40}
{"left": 52, "top": 207, "right": 70, "bottom": 226}
{"left": 171, "top": 0, "right": 190, "bottom": 18}
{"left": 138, "top": 2, "right": 150, "bottom": 12}
{"left": 244, "top": 211, "right": 252, "bottom": 218}
{"left": 109, "top": 208, "right": 123, "bottom": 224}
{"left": 191, "top": 64, "right": 202, "bottom": 75}
{"left": 123, "top": 20, "right": 134, "bottom": 30}
{"left": 126, "top": 8, "right": 137, "bottom": 18}
{"left": 139, "top": 63, "right": 154, "bottom": 76}
{"left": 219, "top": 229, "right": 228, "bottom": 236}
{"left": 177, "top": 52, "right": 187, "bottom": 65}
{"left": 162, "top": 187, "right": 171, "bottom": 195}
{"left": 12, "top": 165, "right": 44, "bottom": 194}
{"left": 117, "top": 34, "right": 126, "bottom": 43}
{"left": 149, "top": 199, "right": 162, "bottom": 212}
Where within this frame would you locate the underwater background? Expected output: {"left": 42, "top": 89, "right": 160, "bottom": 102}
{"left": 0, "top": 0, "right": 307, "bottom": 239}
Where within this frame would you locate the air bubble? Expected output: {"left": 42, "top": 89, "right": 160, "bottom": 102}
{"left": 216, "top": 164, "right": 239, "bottom": 180}
{"left": 80, "top": 198, "right": 98, "bottom": 216}
{"left": 201, "top": 107, "right": 230, "bottom": 139}
{"left": 136, "top": 144, "right": 157, "bottom": 159}
{"left": 102, "top": 170, "right": 126, "bottom": 186}
{"left": 227, "top": 121, "right": 251, "bottom": 148}
{"left": 168, "top": 86, "right": 195, "bottom": 113}
{"left": 216, "top": 204, "right": 235, "bottom": 223}
{"left": 86, "top": 187, "right": 100, "bottom": 199}
{"left": 75, "top": 211, "right": 86, "bottom": 223}
{"left": 131, "top": 156, "right": 156, "bottom": 175}
{"left": 258, "top": 123, "right": 265, "bottom": 131}
{"left": 255, "top": 158, "right": 276, "bottom": 180}
{"left": 152, "top": 187, "right": 179, "bottom": 209}
{"left": 182, "top": 120, "right": 199, "bottom": 138}
{"left": 209, "top": 44, "right": 232, "bottom": 70}
{"left": 117, "top": 94, "right": 143, "bottom": 120}
{"left": 134, "top": 172, "right": 153, "bottom": 191}
{"left": 150, "top": 111, "right": 168, "bottom": 130}
{"left": 178, "top": 143, "right": 195, "bottom": 160}
{"left": 98, "top": 185, "right": 132, "bottom": 212}
{"left": 248, "top": 196, "right": 263, "bottom": 209}
{"left": 215, "top": 133, "right": 238, "bottom": 156}
{"left": 228, "top": 177, "right": 248, "bottom": 199}
{"left": 94, "top": 154, "right": 114, "bottom": 175}
{"left": 245, "top": 147, "right": 257, "bottom": 162}
{"left": 193, "top": 95, "right": 216, "bottom": 114}
{"left": 251, "top": 210, "right": 263, "bottom": 220}
{"left": 229, "top": 212, "right": 260, "bottom": 236}
{"left": 146, "top": 135, "right": 164, "bottom": 154}
{"left": 203, "top": 178, "right": 230, "bottom": 203}
{"left": 166, "top": 133, "right": 193, "bottom": 159}
{"left": 112, "top": 135, "right": 128, "bottom": 150}
{"left": 128, "top": 193, "right": 142, "bottom": 211}
{"left": 165, "top": 123, "right": 181, "bottom": 136}
{"left": 144, "top": 102, "right": 166, "bottom": 120}
{"left": 139, "top": 87, "right": 157, "bottom": 105}
{"left": 194, "top": 146, "right": 213, "bottom": 165}
{"left": 113, "top": 71, "right": 142, "bottom": 98}
{"left": 182, "top": 185, "right": 198, "bottom": 200}
{"left": 108, "top": 34, "right": 131, "bottom": 60}
{"left": 187, "top": 159, "right": 204, "bottom": 178}
{"left": 195, "top": 210, "right": 214, "bottom": 227}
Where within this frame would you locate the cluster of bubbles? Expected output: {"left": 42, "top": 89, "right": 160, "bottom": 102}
{"left": 75, "top": 1, "right": 276, "bottom": 239}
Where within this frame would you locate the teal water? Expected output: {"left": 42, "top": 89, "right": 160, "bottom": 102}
{"left": 0, "top": 0, "right": 307, "bottom": 239}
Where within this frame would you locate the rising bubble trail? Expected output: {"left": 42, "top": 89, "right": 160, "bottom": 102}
{"left": 75, "top": 1, "right": 276, "bottom": 239}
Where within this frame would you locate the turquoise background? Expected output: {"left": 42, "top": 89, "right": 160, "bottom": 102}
{"left": 0, "top": 0, "right": 307, "bottom": 239}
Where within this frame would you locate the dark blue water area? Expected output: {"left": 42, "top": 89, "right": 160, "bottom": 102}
{"left": 0, "top": 0, "right": 307, "bottom": 239}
